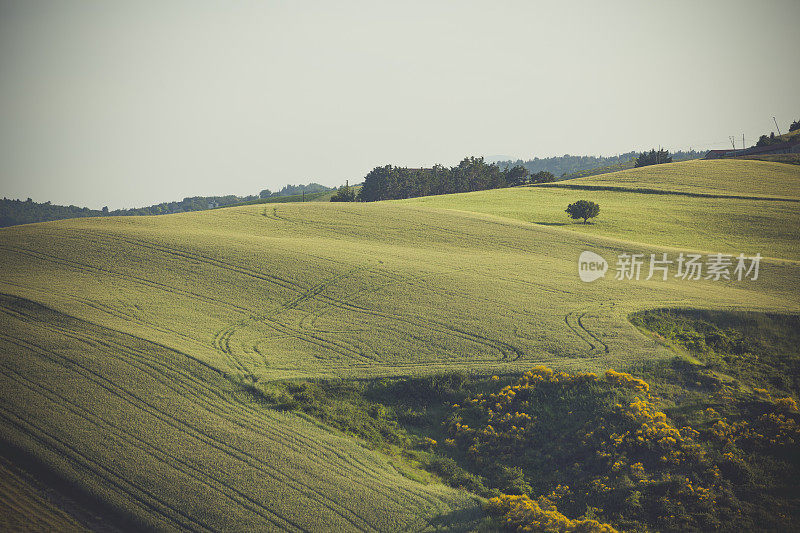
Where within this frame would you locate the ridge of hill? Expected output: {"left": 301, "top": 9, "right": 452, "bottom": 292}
{"left": 0, "top": 183, "right": 335, "bottom": 228}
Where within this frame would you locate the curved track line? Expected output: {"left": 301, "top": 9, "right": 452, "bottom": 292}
{"left": 0, "top": 296, "right": 404, "bottom": 486}
{"left": 0, "top": 330, "right": 381, "bottom": 533}
{"left": 564, "top": 309, "right": 610, "bottom": 358}
{"left": 0, "top": 365, "right": 302, "bottom": 532}
{"left": 0, "top": 297, "right": 446, "bottom": 519}
{"left": 0, "top": 410, "right": 217, "bottom": 533}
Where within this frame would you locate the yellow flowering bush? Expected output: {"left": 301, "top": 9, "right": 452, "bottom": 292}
{"left": 437, "top": 363, "right": 800, "bottom": 531}
{"left": 485, "top": 494, "right": 618, "bottom": 533}
{"left": 445, "top": 365, "right": 738, "bottom": 529}
{"left": 604, "top": 370, "right": 650, "bottom": 393}
{"left": 775, "top": 397, "right": 799, "bottom": 413}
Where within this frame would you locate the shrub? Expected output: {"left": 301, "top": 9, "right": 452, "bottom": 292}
{"left": 485, "top": 494, "right": 618, "bottom": 532}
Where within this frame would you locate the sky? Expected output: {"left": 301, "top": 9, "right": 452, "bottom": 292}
{"left": 0, "top": 1, "right": 798, "bottom": 210}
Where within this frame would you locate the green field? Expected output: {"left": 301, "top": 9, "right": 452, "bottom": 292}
{"left": 553, "top": 159, "right": 800, "bottom": 199}
{"left": 0, "top": 159, "right": 798, "bottom": 530}
{"left": 403, "top": 160, "right": 800, "bottom": 260}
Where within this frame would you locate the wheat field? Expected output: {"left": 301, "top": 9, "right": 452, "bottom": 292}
{"left": 1, "top": 159, "right": 798, "bottom": 530}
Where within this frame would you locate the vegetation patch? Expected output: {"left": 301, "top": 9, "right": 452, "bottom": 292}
{"left": 233, "top": 189, "right": 332, "bottom": 205}
{"left": 252, "top": 310, "right": 800, "bottom": 532}
{"left": 630, "top": 309, "right": 800, "bottom": 397}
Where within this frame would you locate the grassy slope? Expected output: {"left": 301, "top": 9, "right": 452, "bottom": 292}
{"left": 558, "top": 159, "right": 800, "bottom": 199}
{"left": 0, "top": 159, "right": 798, "bottom": 530}
{"left": 402, "top": 160, "right": 800, "bottom": 260}
{"left": 0, "top": 454, "right": 90, "bottom": 532}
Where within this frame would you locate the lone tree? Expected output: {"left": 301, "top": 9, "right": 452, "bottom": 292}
{"left": 566, "top": 200, "right": 599, "bottom": 224}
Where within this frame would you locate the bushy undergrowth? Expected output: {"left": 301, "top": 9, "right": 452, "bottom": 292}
{"left": 484, "top": 494, "right": 618, "bottom": 533}
{"left": 457, "top": 366, "right": 798, "bottom": 531}
{"left": 246, "top": 310, "right": 799, "bottom": 532}
{"left": 630, "top": 309, "right": 800, "bottom": 397}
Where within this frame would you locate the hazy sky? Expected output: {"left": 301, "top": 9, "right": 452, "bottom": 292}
{"left": 1, "top": 1, "right": 798, "bottom": 209}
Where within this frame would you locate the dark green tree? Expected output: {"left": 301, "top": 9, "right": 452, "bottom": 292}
{"left": 356, "top": 157, "right": 509, "bottom": 202}
{"left": 565, "top": 200, "right": 600, "bottom": 224}
{"left": 756, "top": 132, "right": 782, "bottom": 146}
{"left": 529, "top": 170, "right": 555, "bottom": 184}
{"left": 271, "top": 183, "right": 330, "bottom": 197}
{"left": 505, "top": 165, "right": 529, "bottom": 186}
{"left": 789, "top": 119, "right": 799, "bottom": 132}
{"left": 634, "top": 149, "right": 672, "bottom": 167}
{"left": 330, "top": 182, "right": 356, "bottom": 202}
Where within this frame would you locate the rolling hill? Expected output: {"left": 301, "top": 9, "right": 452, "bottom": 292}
{"left": 403, "top": 159, "right": 800, "bottom": 260}
{"left": 550, "top": 159, "right": 800, "bottom": 199}
{"left": 0, "top": 159, "right": 798, "bottom": 530}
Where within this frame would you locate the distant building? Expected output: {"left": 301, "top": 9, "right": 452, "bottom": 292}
{"left": 705, "top": 137, "right": 800, "bottom": 159}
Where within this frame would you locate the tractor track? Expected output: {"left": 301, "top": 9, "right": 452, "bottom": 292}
{"left": 0, "top": 295, "right": 447, "bottom": 518}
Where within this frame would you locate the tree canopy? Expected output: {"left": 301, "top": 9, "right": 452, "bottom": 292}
{"left": 356, "top": 157, "right": 509, "bottom": 202}
{"left": 262, "top": 183, "right": 331, "bottom": 199}
{"left": 529, "top": 171, "right": 555, "bottom": 184}
{"left": 634, "top": 149, "right": 672, "bottom": 168}
{"left": 494, "top": 150, "right": 704, "bottom": 178}
{"left": 566, "top": 200, "right": 600, "bottom": 224}
{"left": 756, "top": 132, "right": 780, "bottom": 147}
{"left": 505, "top": 165, "right": 530, "bottom": 186}
{"left": 330, "top": 182, "right": 356, "bottom": 202}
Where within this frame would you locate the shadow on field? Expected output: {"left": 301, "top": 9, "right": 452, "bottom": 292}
{"left": 427, "top": 504, "right": 486, "bottom": 532}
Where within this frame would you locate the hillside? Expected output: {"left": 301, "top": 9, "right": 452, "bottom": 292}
{"left": 403, "top": 159, "right": 800, "bottom": 260}
{"left": 557, "top": 159, "right": 800, "bottom": 199}
{"left": 0, "top": 159, "right": 799, "bottom": 530}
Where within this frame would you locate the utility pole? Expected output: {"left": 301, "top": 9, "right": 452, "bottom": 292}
{"left": 742, "top": 133, "right": 745, "bottom": 151}
{"left": 773, "top": 117, "right": 782, "bottom": 136}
